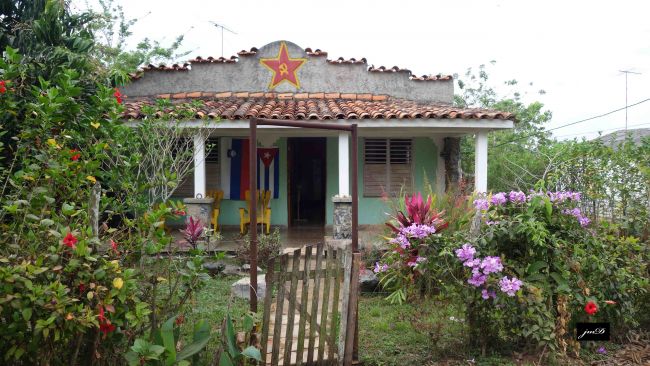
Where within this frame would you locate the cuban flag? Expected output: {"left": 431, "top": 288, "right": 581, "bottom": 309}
{"left": 221, "top": 138, "right": 280, "bottom": 199}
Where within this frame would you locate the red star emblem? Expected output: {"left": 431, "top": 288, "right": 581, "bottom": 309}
{"left": 260, "top": 42, "right": 307, "bottom": 89}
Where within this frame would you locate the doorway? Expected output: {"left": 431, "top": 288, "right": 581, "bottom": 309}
{"left": 288, "top": 137, "right": 327, "bottom": 226}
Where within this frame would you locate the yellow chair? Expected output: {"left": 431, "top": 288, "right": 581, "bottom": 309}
{"left": 239, "top": 190, "right": 272, "bottom": 234}
{"left": 206, "top": 189, "right": 223, "bottom": 232}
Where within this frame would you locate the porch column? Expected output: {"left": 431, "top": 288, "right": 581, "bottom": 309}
{"left": 474, "top": 131, "right": 488, "bottom": 192}
{"left": 193, "top": 133, "right": 206, "bottom": 198}
{"left": 338, "top": 132, "right": 350, "bottom": 195}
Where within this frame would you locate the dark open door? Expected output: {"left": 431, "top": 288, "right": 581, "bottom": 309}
{"left": 287, "top": 137, "right": 326, "bottom": 226}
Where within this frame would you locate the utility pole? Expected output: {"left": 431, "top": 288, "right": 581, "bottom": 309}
{"left": 209, "top": 21, "right": 237, "bottom": 57}
{"left": 619, "top": 70, "right": 641, "bottom": 131}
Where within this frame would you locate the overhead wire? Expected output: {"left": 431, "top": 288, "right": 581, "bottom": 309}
{"left": 493, "top": 97, "right": 650, "bottom": 148}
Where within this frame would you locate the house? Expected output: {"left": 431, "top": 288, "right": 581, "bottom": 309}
{"left": 121, "top": 40, "right": 514, "bottom": 230}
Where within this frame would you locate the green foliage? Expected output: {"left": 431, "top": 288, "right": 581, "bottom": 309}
{"left": 125, "top": 315, "right": 213, "bottom": 366}
{"left": 217, "top": 313, "right": 262, "bottom": 366}
{"left": 88, "top": 0, "right": 191, "bottom": 85}
{"left": 465, "top": 192, "right": 648, "bottom": 353}
{"left": 454, "top": 62, "right": 553, "bottom": 192}
{"left": 238, "top": 227, "right": 282, "bottom": 269}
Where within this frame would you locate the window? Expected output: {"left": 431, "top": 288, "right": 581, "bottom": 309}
{"left": 363, "top": 138, "right": 413, "bottom": 197}
{"left": 174, "top": 137, "right": 220, "bottom": 197}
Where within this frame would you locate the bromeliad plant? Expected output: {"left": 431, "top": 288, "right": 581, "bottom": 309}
{"left": 376, "top": 193, "right": 449, "bottom": 303}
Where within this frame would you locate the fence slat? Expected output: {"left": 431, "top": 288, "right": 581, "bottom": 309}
{"left": 343, "top": 253, "right": 362, "bottom": 365}
{"left": 283, "top": 248, "right": 302, "bottom": 366}
{"left": 317, "top": 247, "right": 334, "bottom": 364}
{"left": 296, "top": 245, "right": 313, "bottom": 366}
{"left": 260, "top": 257, "right": 275, "bottom": 364}
{"left": 328, "top": 249, "right": 342, "bottom": 365}
{"left": 271, "top": 254, "right": 288, "bottom": 366}
{"left": 307, "top": 243, "right": 324, "bottom": 364}
{"left": 337, "top": 247, "right": 352, "bottom": 365}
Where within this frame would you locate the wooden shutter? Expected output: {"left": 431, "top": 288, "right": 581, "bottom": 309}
{"left": 388, "top": 139, "right": 412, "bottom": 196}
{"left": 363, "top": 138, "right": 412, "bottom": 197}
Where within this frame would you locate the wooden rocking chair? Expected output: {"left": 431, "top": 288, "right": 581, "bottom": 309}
{"left": 239, "top": 190, "right": 272, "bottom": 234}
{"left": 206, "top": 189, "right": 223, "bottom": 232}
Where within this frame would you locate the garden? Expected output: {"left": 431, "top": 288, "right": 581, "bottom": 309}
{"left": 1, "top": 1, "right": 649, "bottom": 365}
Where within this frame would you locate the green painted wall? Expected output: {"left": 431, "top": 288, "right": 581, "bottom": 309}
{"left": 181, "top": 136, "right": 438, "bottom": 227}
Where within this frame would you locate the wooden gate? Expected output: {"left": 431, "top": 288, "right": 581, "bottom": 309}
{"left": 260, "top": 244, "right": 361, "bottom": 365}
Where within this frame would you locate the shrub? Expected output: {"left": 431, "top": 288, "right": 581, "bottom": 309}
{"left": 238, "top": 228, "right": 282, "bottom": 269}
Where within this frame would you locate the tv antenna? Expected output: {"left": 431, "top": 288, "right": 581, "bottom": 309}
{"left": 619, "top": 70, "right": 641, "bottom": 131}
{"left": 209, "top": 21, "right": 237, "bottom": 58}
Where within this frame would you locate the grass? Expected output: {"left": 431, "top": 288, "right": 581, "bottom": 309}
{"left": 189, "top": 276, "right": 577, "bottom": 366}
{"left": 183, "top": 273, "right": 249, "bottom": 365}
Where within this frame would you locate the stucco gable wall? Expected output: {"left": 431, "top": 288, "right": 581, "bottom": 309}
{"left": 122, "top": 40, "right": 453, "bottom": 103}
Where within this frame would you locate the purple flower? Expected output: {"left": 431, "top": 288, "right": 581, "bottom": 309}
{"left": 416, "top": 256, "right": 427, "bottom": 263}
{"left": 569, "top": 192, "right": 582, "bottom": 202}
{"left": 509, "top": 191, "right": 527, "bottom": 203}
{"left": 407, "top": 261, "right": 417, "bottom": 267}
{"left": 499, "top": 276, "right": 523, "bottom": 296}
{"left": 390, "top": 234, "right": 410, "bottom": 249}
{"left": 481, "top": 289, "right": 497, "bottom": 300}
{"left": 473, "top": 198, "right": 490, "bottom": 211}
{"left": 491, "top": 193, "right": 507, "bottom": 206}
{"left": 468, "top": 273, "right": 487, "bottom": 287}
{"left": 455, "top": 244, "right": 476, "bottom": 262}
{"left": 485, "top": 220, "right": 501, "bottom": 226}
{"left": 596, "top": 346, "right": 607, "bottom": 355}
{"left": 480, "top": 256, "right": 503, "bottom": 274}
{"left": 578, "top": 215, "right": 591, "bottom": 227}
{"left": 463, "top": 258, "right": 481, "bottom": 268}
{"left": 400, "top": 223, "right": 436, "bottom": 239}
{"left": 373, "top": 262, "right": 388, "bottom": 273}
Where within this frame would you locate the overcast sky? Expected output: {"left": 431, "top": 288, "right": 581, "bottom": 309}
{"left": 78, "top": 0, "right": 650, "bottom": 140}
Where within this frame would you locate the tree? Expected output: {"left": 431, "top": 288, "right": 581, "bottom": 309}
{"left": 454, "top": 62, "right": 553, "bottom": 191}
{"left": 87, "top": 0, "right": 190, "bottom": 85}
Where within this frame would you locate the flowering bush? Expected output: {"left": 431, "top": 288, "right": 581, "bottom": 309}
{"left": 463, "top": 190, "right": 648, "bottom": 353}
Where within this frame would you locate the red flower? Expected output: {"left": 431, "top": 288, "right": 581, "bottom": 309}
{"left": 174, "top": 210, "right": 186, "bottom": 216}
{"left": 78, "top": 283, "right": 86, "bottom": 293}
{"left": 0, "top": 80, "right": 6, "bottom": 94}
{"left": 70, "top": 149, "right": 81, "bottom": 161}
{"left": 113, "top": 88, "right": 122, "bottom": 104}
{"left": 175, "top": 315, "right": 185, "bottom": 326}
{"left": 584, "top": 301, "right": 598, "bottom": 316}
{"left": 110, "top": 239, "right": 119, "bottom": 254}
{"left": 63, "top": 232, "right": 78, "bottom": 248}
{"left": 98, "top": 306, "right": 116, "bottom": 335}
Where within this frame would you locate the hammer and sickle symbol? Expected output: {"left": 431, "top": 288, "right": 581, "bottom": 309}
{"left": 278, "top": 63, "right": 288, "bottom": 75}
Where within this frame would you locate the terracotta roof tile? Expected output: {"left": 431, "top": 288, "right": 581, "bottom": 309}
{"left": 189, "top": 56, "right": 237, "bottom": 64}
{"left": 411, "top": 74, "right": 453, "bottom": 81}
{"left": 368, "top": 65, "right": 411, "bottom": 74}
{"left": 123, "top": 95, "right": 514, "bottom": 122}
{"left": 143, "top": 63, "right": 190, "bottom": 71}
{"left": 305, "top": 48, "right": 328, "bottom": 56}
{"left": 327, "top": 57, "right": 367, "bottom": 65}
{"left": 237, "top": 47, "right": 258, "bottom": 56}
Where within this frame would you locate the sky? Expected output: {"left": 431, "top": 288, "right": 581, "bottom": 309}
{"left": 77, "top": 0, "right": 650, "bottom": 140}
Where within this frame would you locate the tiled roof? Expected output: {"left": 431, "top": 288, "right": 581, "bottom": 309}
{"left": 122, "top": 93, "right": 514, "bottom": 121}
